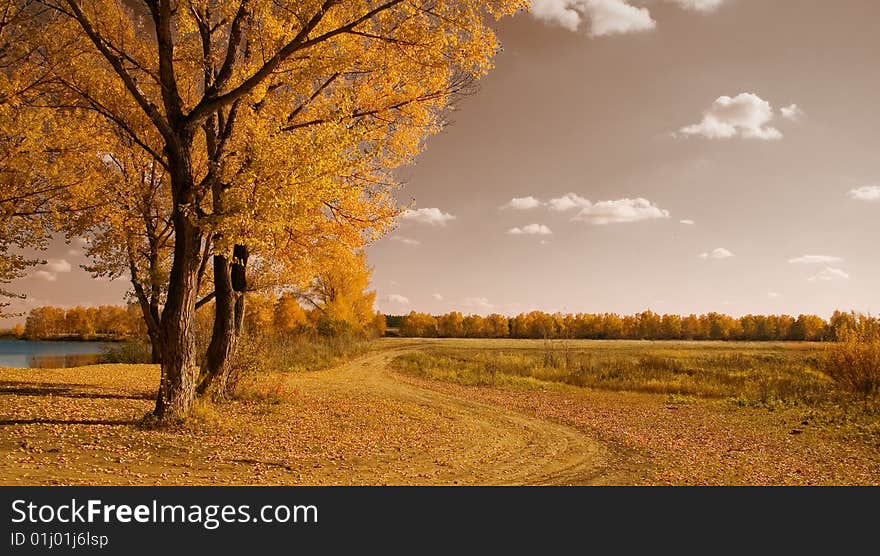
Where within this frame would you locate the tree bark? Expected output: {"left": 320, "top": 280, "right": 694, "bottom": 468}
{"left": 153, "top": 138, "right": 202, "bottom": 421}
{"left": 197, "top": 245, "right": 247, "bottom": 398}
{"left": 131, "top": 284, "right": 164, "bottom": 364}
{"left": 153, "top": 211, "right": 201, "bottom": 420}
{"left": 142, "top": 307, "right": 163, "bottom": 365}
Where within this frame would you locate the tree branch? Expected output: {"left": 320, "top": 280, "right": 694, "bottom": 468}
{"left": 186, "top": 0, "right": 404, "bottom": 127}
{"left": 144, "top": 0, "right": 185, "bottom": 124}
{"left": 62, "top": 0, "right": 173, "bottom": 141}
{"left": 208, "top": 0, "right": 250, "bottom": 96}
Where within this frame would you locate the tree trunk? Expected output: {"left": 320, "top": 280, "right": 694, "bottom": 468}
{"left": 153, "top": 137, "right": 202, "bottom": 421}
{"left": 132, "top": 293, "right": 164, "bottom": 365}
{"left": 128, "top": 251, "right": 165, "bottom": 365}
{"left": 198, "top": 245, "right": 247, "bottom": 398}
{"left": 153, "top": 211, "right": 202, "bottom": 420}
{"left": 145, "top": 323, "right": 163, "bottom": 365}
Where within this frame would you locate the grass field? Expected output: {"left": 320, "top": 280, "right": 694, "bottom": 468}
{"left": 391, "top": 338, "right": 880, "bottom": 453}
{"left": 389, "top": 339, "right": 880, "bottom": 484}
{"left": 2, "top": 338, "right": 878, "bottom": 485}
{"left": 391, "top": 339, "right": 835, "bottom": 405}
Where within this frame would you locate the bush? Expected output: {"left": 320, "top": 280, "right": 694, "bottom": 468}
{"left": 825, "top": 330, "right": 880, "bottom": 398}
{"left": 233, "top": 373, "right": 289, "bottom": 406}
{"left": 227, "top": 332, "right": 371, "bottom": 398}
{"left": 100, "top": 340, "right": 154, "bottom": 364}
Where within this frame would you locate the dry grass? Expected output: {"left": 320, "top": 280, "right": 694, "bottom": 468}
{"left": 391, "top": 340, "right": 836, "bottom": 406}
{"left": 2, "top": 338, "right": 879, "bottom": 486}
{"left": 391, "top": 339, "right": 880, "bottom": 450}
{"left": 232, "top": 373, "right": 289, "bottom": 405}
{"left": 825, "top": 332, "right": 880, "bottom": 398}
{"left": 387, "top": 339, "right": 880, "bottom": 484}
{"left": 396, "top": 371, "right": 880, "bottom": 485}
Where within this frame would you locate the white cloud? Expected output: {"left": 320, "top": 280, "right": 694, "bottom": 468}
{"left": 399, "top": 208, "right": 456, "bottom": 226}
{"left": 391, "top": 236, "right": 421, "bottom": 246}
{"left": 586, "top": 0, "right": 655, "bottom": 37}
{"left": 679, "top": 93, "right": 783, "bottom": 140}
{"left": 548, "top": 193, "right": 592, "bottom": 212}
{"left": 672, "top": 0, "right": 724, "bottom": 12}
{"left": 508, "top": 223, "right": 553, "bottom": 235}
{"left": 679, "top": 219, "right": 695, "bottom": 225}
{"left": 573, "top": 198, "right": 670, "bottom": 225}
{"left": 531, "top": 0, "right": 582, "bottom": 31}
{"left": 33, "top": 270, "right": 58, "bottom": 282}
{"left": 530, "top": 0, "right": 724, "bottom": 34}
{"left": 767, "top": 291, "right": 781, "bottom": 298}
{"left": 699, "top": 247, "right": 734, "bottom": 259}
{"left": 780, "top": 103, "right": 805, "bottom": 121}
{"left": 386, "top": 294, "right": 410, "bottom": 304}
{"left": 848, "top": 186, "right": 880, "bottom": 201}
{"left": 809, "top": 267, "right": 849, "bottom": 282}
{"left": 45, "top": 259, "right": 72, "bottom": 273}
{"left": 31, "top": 259, "right": 73, "bottom": 282}
{"left": 530, "top": 0, "right": 655, "bottom": 36}
{"left": 502, "top": 196, "right": 543, "bottom": 210}
{"left": 432, "top": 293, "right": 444, "bottom": 301}
{"left": 788, "top": 255, "right": 842, "bottom": 264}
{"left": 463, "top": 297, "right": 494, "bottom": 311}
{"left": 543, "top": 194, "right": 670, "bottom": 225}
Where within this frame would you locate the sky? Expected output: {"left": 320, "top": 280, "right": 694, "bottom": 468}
{"left": 368, "top": 0, "right": 880, "bottom": 318}
{"left": 5, "top": 0, "right": 880, "bottom": 322}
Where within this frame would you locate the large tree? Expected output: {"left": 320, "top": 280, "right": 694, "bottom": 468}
{"left": 7, "top": 0, "right": 521, "bottom": 421}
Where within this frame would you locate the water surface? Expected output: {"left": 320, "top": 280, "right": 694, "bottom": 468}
{"left": 0, "top": 339, "right": 115, "bottom": 368}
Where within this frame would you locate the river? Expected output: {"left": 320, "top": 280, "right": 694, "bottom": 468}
{"left": 0, "top": 339, "right": 116, "bottom": 368}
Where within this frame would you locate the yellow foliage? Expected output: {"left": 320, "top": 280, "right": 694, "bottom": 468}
{"left": 3, "top": 0, "right": 523, "bottom": 417}
{"left": 273, "top": 293, "right": 310, "bottom": 334}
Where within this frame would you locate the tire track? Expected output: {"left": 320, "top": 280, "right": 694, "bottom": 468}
{"left": 288, "top": 345, "right": 613, "bottom": 485}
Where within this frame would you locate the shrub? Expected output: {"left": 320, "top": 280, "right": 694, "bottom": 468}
{"left": 825, "top": 330, "right": 880, "bottom": 398}
{"left": 226, "top": 332, "right": 371, "bottom": 398}
{"left": 100, "top": 340, "right": 153, "bottom": 364}
{"left": 233, "top": 373, "right": 288, "bottom": 405}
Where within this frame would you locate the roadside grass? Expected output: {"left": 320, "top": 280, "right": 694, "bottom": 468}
{"left": 391, "top": 341, "right": 834, "bottom": 405}
{"left": 391, "top": 340, "right": 880, "bottom": 447}
{"left": 225, "top": 333, "right": 375, "bottom": 406}
{"left": 232, "top": 333, "right": 373, "bottom": 375}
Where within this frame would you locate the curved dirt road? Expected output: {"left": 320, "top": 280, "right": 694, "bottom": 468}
{"left": 1, "top": 342, "right": 616, "bottom": 485}
{"left": 286, "top": 345, "right": 613, "bottom": 485}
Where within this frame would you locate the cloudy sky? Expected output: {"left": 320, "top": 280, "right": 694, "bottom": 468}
{"left": 6, "top": 0, "right": 880, "bottom": 322}
{"left": 369, "top": 0, "right": 880, "bottom": 317}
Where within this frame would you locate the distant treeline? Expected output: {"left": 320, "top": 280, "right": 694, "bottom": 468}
{"left": 13, "top": 293, "right": 386, "bottom": 343}
{"left": 390, "top": 310, "right": 878, "bottom": 342}
{"left": 15, "top": 305, "right": 144, "bottom": 340}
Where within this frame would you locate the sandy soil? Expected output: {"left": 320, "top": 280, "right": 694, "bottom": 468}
{"left": 0, "top": 345, "right": 616, "bottom": 485}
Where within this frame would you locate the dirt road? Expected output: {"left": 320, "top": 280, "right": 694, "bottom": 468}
{"left": 286, "top": 346, "right": 613, "bottom": 485}
{"left": 0, "top": 343, "right": 615, "bottom": 485}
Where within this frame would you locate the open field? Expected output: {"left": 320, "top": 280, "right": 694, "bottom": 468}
{"left": 391, "top": 339, "right": 834, "bottom": 403}
{"left": 1, "top": 338, "right": 878, "bottom": 485}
